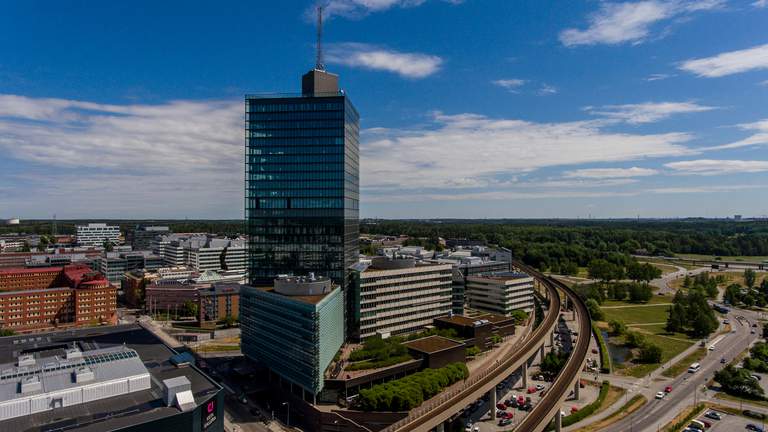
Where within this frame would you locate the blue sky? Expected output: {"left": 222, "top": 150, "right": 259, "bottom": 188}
{"left": 1, "top": 0, "right": 768, "bottom": 219}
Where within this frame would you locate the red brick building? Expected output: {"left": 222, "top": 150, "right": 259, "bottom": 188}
{"left": 0, "top": 265, "right": 117, "bottom": 332}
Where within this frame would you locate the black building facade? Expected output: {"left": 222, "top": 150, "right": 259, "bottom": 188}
{"left": 245, "top": 68, "right": 359, "bottom": 294}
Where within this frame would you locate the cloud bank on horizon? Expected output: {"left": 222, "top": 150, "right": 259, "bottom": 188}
{"left": 0, "top": 0, "right": 767, "bottom": 219}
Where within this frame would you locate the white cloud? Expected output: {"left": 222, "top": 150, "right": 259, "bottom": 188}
{"left": 585, "top": 101, "right": 717, "bottom": 124}
{"left": 325, "top": 43, "right": 442, "bottom": 78}
{"left": 648, "top": 184, "right": 765, "bottom": 194}
{"left": 754, "top": 0, "right": 768, "bottom": 8}
{"left": 0, "top": 94, "right": 244, "bottom": 218}
{"left": 492, "top": 79, "right": 527, "bottom": 92}
{"left": 679, "top": 43, "right": 768, "bottom": 78}
{"left": 559, "top": 1, "right": 724, "bottom": 47}
{"left": 362, "top": 112, "right": 694, "bottom": 199}
{"left": 564, "top": 167, "right": 659, "bottom": 179}
{"left": 705, "top": 119, "right": 768, "bottom": 150}
{"left": 665, "top": 159, "right": 768, "bottom": 175}
{"left": 537, "top": 84, "right": 558, "bottom": 95}
{"left": 316, "top": 0, "right": 461, "bottom": 19}
{"left": 644, "top": 73, "right": 674, "bottom": 81}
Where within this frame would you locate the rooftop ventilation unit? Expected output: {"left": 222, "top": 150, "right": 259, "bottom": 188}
{"left": 19, "top": 375, "right": 41, "bottom": 394}
{"left": 17, "top": 354, "right": 35, "bottom": 368}
{"left": 73, "top": 366, "right": 94, "bottom": 383}
{"left": 163, "top": 376, "right": 195, "bottom": 411}
{"left": 65, "top": 348, "right": 83, "bottom": 360}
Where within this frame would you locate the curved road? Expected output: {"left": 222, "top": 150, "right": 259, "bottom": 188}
{"left": 601, "top": 307, "right": 760, "bottom": 432}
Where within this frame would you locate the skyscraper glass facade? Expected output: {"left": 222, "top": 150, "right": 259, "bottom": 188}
{"left": 245, "top": 91, "right": 359, "bottom": 286}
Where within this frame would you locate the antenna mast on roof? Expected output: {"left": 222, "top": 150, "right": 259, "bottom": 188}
{"left": 316, "top": 5, "right": 325, "bottom": 71}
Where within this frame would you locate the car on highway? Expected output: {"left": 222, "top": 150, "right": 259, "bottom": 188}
{"left": 655, "top": 391, "right": 665, "bottom": 399}
{"left": 665, "top": 385, "right": 673, "bottom": 393}
{"left": 705, "top": 411, "right": 723, "bottom": 420}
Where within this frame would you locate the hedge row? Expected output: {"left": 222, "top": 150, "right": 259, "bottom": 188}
{"left": 546, "top": 381, "right": 610, "bottom": 430}
{"left": 663, "top": 403, "right": 705, "bottom": 432}
{"left": 592, "top": 323, "right": 611, "bottom": 373}
{"left": 357, "top": 363, "right": 469, "bottom": 412}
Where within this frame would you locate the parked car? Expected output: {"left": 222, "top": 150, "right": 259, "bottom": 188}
{"left": 664, "top": 385, "right": 673, "bottom": 393}
{"left": 535, "top": 384, "right": 545, "bottom": 391}
{"left": 504, "top": 399, "right": 515, "bottom": 407}
{"left": 570, "top": 406, "right": 579, "bottom": 413}
{"left": 517, "top": 395, "right": 526, "bottom": 405}
{"left": 752, "top": 374, "right": 762, "bottom": 381}
{"left": 502, "top": 411, "right": 514, "bottom": 419}
{"left": 498, "top": 418, "right": 512, "bottom": 426}
{"left": 527, "top": 387, "right": 537, "bottom": 394}
{"left": 746, "top": 424, "right": 764, "bottom": 432}
{"left": 705, "top": 411, "right": 722, "bottom": 420}
{"left": 655, "top": 391, "right": 665, "bottom": 399}
{"left": 496, "top": 403, "right": 506, "bottom": 410}
{"left": 721, "top": 358, "right": 727, "bottom": 364}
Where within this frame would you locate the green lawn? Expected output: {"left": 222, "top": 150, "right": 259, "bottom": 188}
{"left": 661, "top": 348, "right": 707, "bottom": 378}
{"left": 676, "top": 254, "right": 768, "bottom": 263}
{"left": 602, "top": 304, "right": 671, "bottom": 324}
{"left": 602, "top": 305, "right": 697, "bottom": 378}
{"left": 602, "top": 294, "right": 673, "bottom": 307}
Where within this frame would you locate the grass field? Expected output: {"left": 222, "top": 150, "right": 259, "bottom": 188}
{"left": 602, "top": 304, "right": 698, "bottom": 378}
{"left": 572, "top": 395, "right": 646, "bottom": 432}
{"left": 676, "top": 254, "right": 768, "bottom": 263}
{"left": 669, "top": 270, "right": 768, "bottom": 291}
{"left": 602, "top": 294, "right": 673, "bottom": 307}
{"left": 602, "top": 304, "right": 671, "bottom": 324}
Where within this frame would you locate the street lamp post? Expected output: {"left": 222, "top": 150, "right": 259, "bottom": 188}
{"left": 282, "top": 402, "right": 290, "bottom": 426}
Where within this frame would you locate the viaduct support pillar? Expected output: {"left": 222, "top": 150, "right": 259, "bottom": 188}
{"left": 574, "top": 380, "right": 580, "bottom": 400}
{"left": 436, "top": 422, "right": 445, "bottom": 432}
{"left": 555, "top": 410, "right": 562, "bottom": 432}
{"left": 522, "top": 362, "right": 529, "bottom": 389}
{"left": 489, "top": 388, "right": 497, "bottom": 421}
{"left": 550, "top": 330, "right": 555, "bottom": 347}
{"left": 540, "top": 344, "right": 546, "bottom": 362}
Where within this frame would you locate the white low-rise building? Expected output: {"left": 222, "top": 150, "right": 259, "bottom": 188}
{"left": 465, "top": 271, "right": 535, "bottom": 315}
{"left": 75, "top": 223, "right": 121, "bottom": 247}
{"left": 352, "top": 257, "right": 453, "bottom": 340}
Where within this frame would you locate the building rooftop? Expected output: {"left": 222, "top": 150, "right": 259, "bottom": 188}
{"left": 435, "top": 312, "right": 513, "bottom": 327}
{"left": 468, "top": 271, "right": 532, "bottom": 281}
{"left": 254, "top": 287, "right": 330, "bottom": 305}
{"left": 0, "top": 324, "right": 220, "bottom": 432}
{"left": 403, "top": 336, "right": 464, "bottom": 354}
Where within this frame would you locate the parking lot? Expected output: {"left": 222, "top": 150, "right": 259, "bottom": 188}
{"left": 464, "top": 313, "right": 600, "bottom": 431}
{"left": 704, "top": 410, "right": 766, "bottom": 432}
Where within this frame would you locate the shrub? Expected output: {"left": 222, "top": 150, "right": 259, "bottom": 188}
{"left": 547, "top": 381, "right": 610, "bottom": 430}
{"left": 357, "top": 363, "right": 469, "bottom": 411}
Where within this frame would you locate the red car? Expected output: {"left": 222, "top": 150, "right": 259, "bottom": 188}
{"left": 527, "top": 387, "right": 537, "bottom": 394}
{"left": 664, "top": 386, "right": 673, "bottom": 393}
{"left": 571, "top": 406, "right": 579, "bottom": 413}
{"left": 517, "top": 395, "right": 526, "bottom": 405}
{"left": 496, "top": 403, "right": 506, "bottom": 410}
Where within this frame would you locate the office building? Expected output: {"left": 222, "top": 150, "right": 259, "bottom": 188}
{"left": 432, "top": 257, "right": 512, "bottom": 315}
{"left": 129, "top": 225, "right": 170, "bottom": 250}
{"left": 198, "top": 283, "right": 240, "bottom": 323}
{"left": 95, "top": 251, "right": 163, "bottom": 284}
{"left": 245, "top": 67, "right": 359, "bottom": 287}
{"left": 351, "top": 257, "right": 453, "bottom": 341}
{"left": 465, "top": 271, "right": 535, "bottom": 315}
{"left": 0, "top": 324, "right": 224, "bottom": 432}
{"left": 153, "top": 235, "right": 246, "bottom": 274}
{"left": 240, "top": 275, "right": 344, "bottom": 400}
{"left": 75, "top": 223, "right": 121, "bottom": 247}
{"left": 0, "top": 265, "right": 116, "bottom": 331}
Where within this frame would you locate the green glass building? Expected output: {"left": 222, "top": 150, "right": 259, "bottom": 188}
{"left": 240, "top": 276, "right": 345, "bottom": 400}
{"left": 245, "top": 68, "right": 359, "bottom": 290}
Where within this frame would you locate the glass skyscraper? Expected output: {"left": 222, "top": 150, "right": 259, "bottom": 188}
{"left": 245, "top": 69, "right": 359, "bottom": 288}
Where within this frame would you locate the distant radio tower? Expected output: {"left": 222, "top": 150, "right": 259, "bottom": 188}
{"left": 316, "top": 5, "right": 325, "bottom": 71}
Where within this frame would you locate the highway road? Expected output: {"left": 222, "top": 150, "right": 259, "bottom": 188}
{"left": 600, "top": 307, "right": 761, "bottom": 432}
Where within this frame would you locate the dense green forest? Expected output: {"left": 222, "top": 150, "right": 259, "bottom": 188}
{"left": 361, "top": 219, "right": 768, "bottom": 272}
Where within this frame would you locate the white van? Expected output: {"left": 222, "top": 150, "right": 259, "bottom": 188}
{"left": 688, "top": 363, "right": 701, "bottom": 373}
